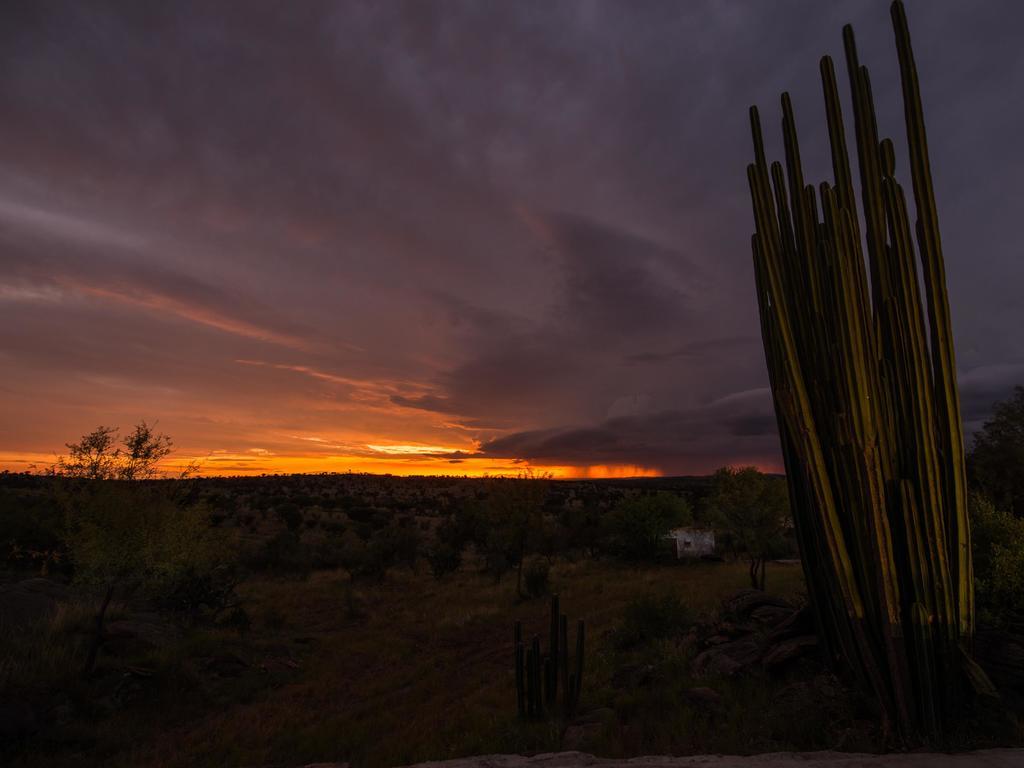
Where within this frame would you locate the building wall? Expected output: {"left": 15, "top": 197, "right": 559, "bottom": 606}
{"left": 666, "top": 527, "right": 716, "bottom": 558}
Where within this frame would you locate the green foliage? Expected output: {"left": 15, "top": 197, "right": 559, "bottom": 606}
{"left": 53, "top": 422, "right": 215, "bottom": 598}
{"left": 51, "top": 422, "right": 234, "bottom": 674}
{"left": 704, "top": 467, "right": 789, "bottom": 589}
{"left": 157, "top": 563, "right": 243, "bottom": 622}
{"left": 477, "top": 473, "right": 550, "bottom": 593}
{"left": 969, "top": 386, "right": 1024, "bottom": 517}
{"left": 64, "top": 483, "right": 217, "bottom": 593}
{"left": 603, "top": 491, "right": 692, "bottom": 561}
{"left": 613, "top": 594, "right": 693, "bottom": 650}
{"left": 970, "top": 492, "right": 1024, "bottom": 627}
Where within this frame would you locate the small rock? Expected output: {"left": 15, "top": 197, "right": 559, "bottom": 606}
{"left": 692, "top": 639, "right": 761, "bottom": 678}
{"left": 751, "top": 605, "right": 794, "bottom": 625}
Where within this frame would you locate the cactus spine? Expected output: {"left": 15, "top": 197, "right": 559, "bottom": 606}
{"left": 746, "top": 0, "right": 990, "bottom": 739}
{"left": 514, "top": 594, "right": 585, "bottom": 719}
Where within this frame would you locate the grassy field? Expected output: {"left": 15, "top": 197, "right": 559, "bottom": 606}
{"left": 11, "top": 557, "right": 840, "bottom": 768}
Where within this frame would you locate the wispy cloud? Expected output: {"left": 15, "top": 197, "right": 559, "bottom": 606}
{"left": 67, "top": 280, "right": 314, "bottom": 350}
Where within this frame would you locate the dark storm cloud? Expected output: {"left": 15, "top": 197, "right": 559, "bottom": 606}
{"left": 481, "top": 387, "right": 779, "bottom": 474}
{"left": 1, "top": 0, "right": 1021, "bottom": 470}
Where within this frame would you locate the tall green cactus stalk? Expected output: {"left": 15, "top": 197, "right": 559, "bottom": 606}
{"left": 747, "top": 0, "right": 992, "bottom": 739}
{"left": 514, "top": 621, "right": 526, "bottom": 718}
{"left": 547, "top": 594, "right": 560, "bottom": 705}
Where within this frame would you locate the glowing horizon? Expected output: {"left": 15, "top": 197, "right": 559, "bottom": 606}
{"left": 0, "top": 449, "right": 666, "bottom": 480}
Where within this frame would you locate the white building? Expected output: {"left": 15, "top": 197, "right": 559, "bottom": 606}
{"left": 665, "top": 527, "right": 716, "bottom": 559}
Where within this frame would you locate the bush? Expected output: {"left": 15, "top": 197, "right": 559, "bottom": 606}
{"left": 154, "top": 563, "right": 243, "bottom": 623}
{"left": 246, "top": 531, "right": 310, "bottom": 576}
{"left": 276, "top": 502, "right": 303, "bottom": 532}
{"left": 971, "top": 492, "right": 1024, "bottom": 626}
{"left": 522, "top": 557, "right": 550, "bottom": 598}
{"left": 377, "top": 521, "right": 419, "bottom": 570}
{"left": 603, "top": 492, "right": 692, "bottom": 561}
{"left": 613, "top": 594, "right": 693, "bottom": 650}
{"left": 427, "top": 542, "right": 462, "bottom": 579}
{"left": 339, "top": 532, "right": 387, "bottom": 583}
{"left": 968, "top": 386, "right": 1024, "bottom": 517}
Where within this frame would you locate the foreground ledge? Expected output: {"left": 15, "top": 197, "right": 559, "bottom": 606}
{"left": 298, "top": 749, "right": 1024, "bottom": 768}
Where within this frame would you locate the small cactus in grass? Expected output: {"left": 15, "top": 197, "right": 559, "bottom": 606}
{"left": 514, "top": 594, "right": 585, "bottom": 719}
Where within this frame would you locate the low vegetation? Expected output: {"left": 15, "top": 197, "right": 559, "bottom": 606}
{"left": 1, "top": 412, "right": 1022, "bottom": 766}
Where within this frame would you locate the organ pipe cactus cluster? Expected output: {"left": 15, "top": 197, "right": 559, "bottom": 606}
{"left": 747, "top": 0, "right": 993, "bottom": 739}
{"left": 515, "top": 594, "right": 584, "bottom": 719}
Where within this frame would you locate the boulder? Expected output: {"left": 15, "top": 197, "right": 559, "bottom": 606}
{"left": 722, "top": 590, "right": 793, "bottom": 621}
{"left": 750, "top": 605, "right": 793, "bottom": 626}
{"left": 762, "top": 635, "right": 818, "bottom": 668}
{"left": 561, "top": 723, "right": 603, "bottom": 751}
{"left": 692, "top": 639, "right": 761, "bottom": 678}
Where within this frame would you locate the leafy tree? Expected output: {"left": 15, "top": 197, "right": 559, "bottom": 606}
{"left": 970, "top": 491, "right": 1024, "bottom": 627}
{"left": 969, "top": 386, "right": 1024, "bottom": 517}
{"left": 704, "top": 466, "right": 789, "bottom": 590}
{"left": 602, "top": 491, "right": 692, "bottom": 561}
{"left": 555, "top": 496, "right": 604, "bottom": 557}
{"left": 51, "top": 423, "right": 219, "bottom": 674}
{"left": 479, "top": 471, "right": 550, "bottom": 596}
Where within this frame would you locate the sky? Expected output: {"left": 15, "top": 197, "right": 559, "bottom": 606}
{"left": 0, "top": 0, "right": 1022, "bottom": 478}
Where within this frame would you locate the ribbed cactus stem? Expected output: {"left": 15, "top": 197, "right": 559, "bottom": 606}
{"left": 548, "top": 594, "right": 560, "bottom": 703}
{"left": 514, "top": 620, "right": 525, "bottom": 718}
{"left": 559, "top": 614, "right": 570, "bottom": 714}
{"left": 530, "top": 635, "right": 543, "bottom": 717}
{"left": 572, "top": 619, "right": 585, "bottom": 715}
{"left": 746, "top": 0, "right": 986, "bottom": 740}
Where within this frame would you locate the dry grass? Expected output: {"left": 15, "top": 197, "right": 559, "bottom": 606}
{"left": 11, "top": 558, "right": 806, "bottom": 768}
{"left": 5, "top": 559, "right": 822, "bottom": 768}
{"left": 0, "top": 596, "right": 129, "bottom": 691}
